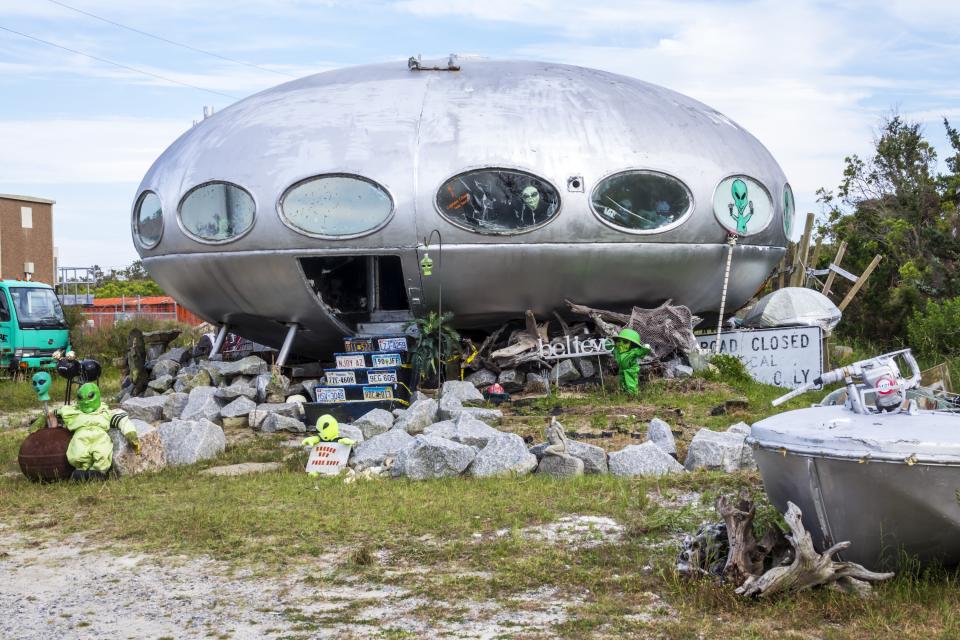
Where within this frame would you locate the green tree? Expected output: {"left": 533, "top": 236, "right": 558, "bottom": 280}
{"left": 817, "top": 115, "right": 960, "bottom": 345}
{"left": 93, "top": 260, "right": 165, "bottom": 298}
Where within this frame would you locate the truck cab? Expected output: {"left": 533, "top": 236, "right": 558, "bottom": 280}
{"left": 0, "top": 280, "right": 71, "bottom": 371}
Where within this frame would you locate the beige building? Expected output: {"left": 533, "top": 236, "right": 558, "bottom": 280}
{"left": 0, "top": 194, "right": 56, "bottom": 285}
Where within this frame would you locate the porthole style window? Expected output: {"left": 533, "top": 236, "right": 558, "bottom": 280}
{"left": 712, "top": 175, "right": 774, "bottom": 237}
{"left": 178, "top": 181, "right": 255, "bottom": 243}
{"left": 590, "top": 171, "right": 693, "bottom": 233}
{"left": 280, "top": 175, "right": 394, "bottom": 238}
{"left": 783, "top": 183, "right": 796, "bottom": 239}
{"left": 134, "top": 191, "right": 163, "bottom": 248}
{"left": 436, "top": 169, "right": 560, "bottom": 234}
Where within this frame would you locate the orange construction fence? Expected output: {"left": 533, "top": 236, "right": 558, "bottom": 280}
{"left": 80, "top": 296, "right": 205, "bottom": 329}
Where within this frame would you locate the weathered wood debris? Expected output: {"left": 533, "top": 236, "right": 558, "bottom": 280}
{"left": 677, "top": 491, "right": 894, "bottom": 597}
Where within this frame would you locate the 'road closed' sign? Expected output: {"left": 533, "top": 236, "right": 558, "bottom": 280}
{"left": 697, "top": 326, "right": 823, "bottom": 389}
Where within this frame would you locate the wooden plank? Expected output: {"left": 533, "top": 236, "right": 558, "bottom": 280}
{"left": 790, "top": 212, "right": 815, "bottom": 287}
{"left": 838, "top": 254, "right": 882, "bottom": 312}
{"left": 821, "top": 240, "right": 847, "bottom": 298}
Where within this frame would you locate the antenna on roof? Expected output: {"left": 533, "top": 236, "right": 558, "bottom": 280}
{"left": 408, "top": 53, "right": 460, "bottom": 72}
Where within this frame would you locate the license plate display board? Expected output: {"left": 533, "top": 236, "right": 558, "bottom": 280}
{"left": 325, "top": 370, "right": 357, "bottom": 385}
{"left": 371, "top": 353, "right": 402, "bottom": 368}
{"left": 316, "top": 387, "right": 347, "bottom": 403}
{"left": 367, "top": 369, "right": 398, "bottom": 384}
{"left": 335, "top": 354, "right": 366, "bottom": 369}
{"left": 696, "top": 326, "right": 823, "bottom": 389}
{"left": 377, "top": 337, "right": 408, "bottom": 352}
{"left": 305, "top": 442, "right": 351, "bottom": 475}
{"left": 363, "top": 385, "right": 394, "bottom": 400}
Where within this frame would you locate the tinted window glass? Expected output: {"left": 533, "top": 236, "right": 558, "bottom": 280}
{"left": 712, "top": 175, "right": 774, "bottom": 236}
{"left": 281, "top": 175, "right": 393, "bottom": 237}
{"left": 179, "top": 182, "right": 255, "bottom": 242}
{"left": 9, "top": 287, "right": 66, "bottom": 329}
{"left": 591, "top": 171, "right": 692, "bottom": 232}
{"left": 783, "top": 183, "right": 796, "bottom": 239}
{"left": 135, "top": 191, "right": 163, "bottom": 248}
{"left": 436, "top": 169, "right": 560, "bottom": 233}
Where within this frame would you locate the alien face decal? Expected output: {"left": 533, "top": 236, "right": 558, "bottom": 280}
{"left": 521, "top": 185, "right": 541, "bottom": 211}
{"left": 783, "top": 183, "right": 796, "bottom": 239}
{"left": 712, "top": 175, "right": 773, "bottom": 236}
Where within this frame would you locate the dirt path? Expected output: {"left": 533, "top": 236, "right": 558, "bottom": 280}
{"left": 0, "top": 527, "right": 574, "bottom": 639}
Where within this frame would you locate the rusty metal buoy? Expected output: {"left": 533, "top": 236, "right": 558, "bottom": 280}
{"left": 18, "top": 427, "right": 73, "bottom": 482}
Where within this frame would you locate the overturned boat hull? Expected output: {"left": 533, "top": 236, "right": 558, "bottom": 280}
{"left": 750, "top": 405, "right": 960, "bottom": 571}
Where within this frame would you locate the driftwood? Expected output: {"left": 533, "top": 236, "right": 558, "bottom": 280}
{"left": 679, "top": 496, "right": 894, "bottom": 598}
{"left": 717, "top": 492, "right": 766, "bottom": 583}
{"left": 735, "top": 502, "right": 894, "bottom": 598}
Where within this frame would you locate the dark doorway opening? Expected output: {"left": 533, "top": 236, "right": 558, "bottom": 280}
{"left": 300, "top": 255, "right": 409, "bottom": 328}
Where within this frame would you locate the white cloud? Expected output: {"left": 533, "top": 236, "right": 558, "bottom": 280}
{"left": 0, "top": 117, "right": 188, "bottom": 184}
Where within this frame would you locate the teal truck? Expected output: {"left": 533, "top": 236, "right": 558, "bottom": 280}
{"left": 0, "top": 280, "right": 71, "bottom": 371}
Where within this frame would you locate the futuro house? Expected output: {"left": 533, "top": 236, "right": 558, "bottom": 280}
{"left": 133, "top": 59, "right": 794, "bottom": 358}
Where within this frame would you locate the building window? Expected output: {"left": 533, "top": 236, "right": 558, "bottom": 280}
{"left": 134, "top": 191, "right": 163, "bottom": 248}
{"left": 279, "top": 175, "right": 394, "bottom": 238}
{"left": 21, "top": 207, "right": 32, "bottom": 229}
{"left": 436, "top": 169, "right": 560, "bottom": 234}
{"left": 178, "top": 181, "right": 255, "bottom": 243}
{"left": 783, "top": 183, "right": 796, "bottom": 239}
{"left": 712, "top": 175, "right": 774, "bottom": 236}
{"left": 590, "top": 171, "right": 693, "bottom": 233}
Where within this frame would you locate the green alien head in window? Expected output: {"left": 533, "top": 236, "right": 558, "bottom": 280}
{"left": 727, "top": 178, "right": 754, "bottom": 234}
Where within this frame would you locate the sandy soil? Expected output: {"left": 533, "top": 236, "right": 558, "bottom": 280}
{"left": 0, "top": 524, "right": 593, "bottom": 640}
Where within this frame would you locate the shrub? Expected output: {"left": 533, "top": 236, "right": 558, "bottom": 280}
{"left": 907, "top": 297, "right": 960, "bottom": 362}
{"left": 71, "top": 319, "right": 193, "bottom": 363}
{"left": 701, "top": 353, "right": 753, "bottom": 385}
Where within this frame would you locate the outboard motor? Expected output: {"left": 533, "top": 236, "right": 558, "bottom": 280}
{"left": 773, "top": 348, "right": 921, "bottom": 414}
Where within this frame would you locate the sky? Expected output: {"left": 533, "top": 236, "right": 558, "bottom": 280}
{"left": 0, "top": 0, "right": 958, "bottom": 271}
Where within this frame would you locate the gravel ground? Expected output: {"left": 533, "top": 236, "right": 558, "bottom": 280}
{"left": 0, "top": 526, "right": 576, "bottom": 639}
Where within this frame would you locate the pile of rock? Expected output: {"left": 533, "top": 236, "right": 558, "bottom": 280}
{"left": 337, "top": 381, "right": 756, "bottom": 481}
{"left": 113, "top": 347, "right": 756, "bottom": 481}
{"left": 112, "top": 350, "right": 322, "bottom": 475}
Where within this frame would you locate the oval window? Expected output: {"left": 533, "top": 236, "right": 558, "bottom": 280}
{"left": 134, "top": 191, "right": 163, "bottom": 248}
{"left": 280, "top": 175, "right": 393, "bottom": 237}
{"left": 590, "top": 171, "right": 693, "bottom": 232}
{"left": 783, "top": 183, "right": 796, "bottom": 239}
{"left": 179, "top": 182, "right": 255, "bottom": 243}
{"left": 436, "top": 169, "right": 560, "bottom": 233}
{"left": 712, "top": 175, "right": 774, "bottom": 236}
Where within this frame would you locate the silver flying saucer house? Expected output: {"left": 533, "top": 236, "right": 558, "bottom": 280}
{"left": 132, "top": 58, "right": 795, "bottom": 359}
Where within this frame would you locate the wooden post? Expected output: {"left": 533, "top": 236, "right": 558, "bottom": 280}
{"left": 821, "top": 240, "right": 847, "bottom": 298}
{"left": 838, "top": 254, "right": 882, "bottom": 312}
{"left": 790, "top": 213, "right": 815, "bottom": 287}
{"left": 808, "top": 238, "right": 823, "bottom": 277}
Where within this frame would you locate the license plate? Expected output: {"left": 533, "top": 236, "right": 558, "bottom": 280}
{"left": 367, "top": 369, "right": 397, "bottom": 384}
{"left": 325, "top": 370, "right": 356, "bottom": 385}
{"left": 371, "top": 353, "right": 401, "bottom": 368}
{"left": 336, "top": 354, "right": 366, "bottom": 369}
{"left": 344, "top": 338, "right": 375, "bottom": 353}
{"left": 317, "top": 387, "right": 347, "bottom": 403}
{"left": 362, "top": 385, "right": 394, "bottom": 400}
{"left": 377, "top": 337, "right": 408, "bottom": 352}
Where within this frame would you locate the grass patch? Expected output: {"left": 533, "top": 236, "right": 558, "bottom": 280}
{"left": 1, "top": 374, "right": 958, "bottom": 638}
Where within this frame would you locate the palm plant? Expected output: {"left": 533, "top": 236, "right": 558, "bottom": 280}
{"left": 406, "top": 311, "right": 461, "bottom": 386}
